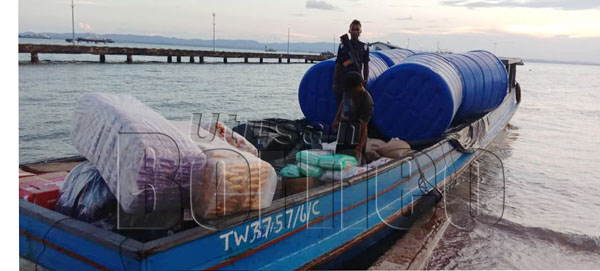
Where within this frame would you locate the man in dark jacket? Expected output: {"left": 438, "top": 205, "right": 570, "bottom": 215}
{"left": 333, "top": 19, "right": 370, "bottom": 106}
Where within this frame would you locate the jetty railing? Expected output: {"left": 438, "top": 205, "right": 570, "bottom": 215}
{"left": 19, "top": 44, "right": 331, "bottom": 64}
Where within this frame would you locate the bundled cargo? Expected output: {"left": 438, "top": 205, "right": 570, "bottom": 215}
{"left": 200, "top": 121, "right": 258, "bottom": 157}
{"left": 298, "top": 49, "right": 414, "bottom": 128}
{"left": 370, "top": 50, "right": 508, "bottom": 141}
{"left": 445, "top": 50, "right": 509, "bottom": 119}
{"left": 295, "top": 149, "right": 330, "bottom": 166}
{"left": 19, "top": 172, "right": 69, "bottom": 209}
{"left": 318, "top": 154, "right": 358, "bottom": 170}
{"left": 55, "top": 161, "right": 117, "bottom": 222}
{"left": 297, "top": 162, "right": 323, "bottom": 178}
{"left": 71, "top": 93, "right": 207, "bottom": 214}
{"left": 370, "top": 53, "right": 463, "bottom": 141}
{"left": 170, "top": 120, "right": 278, "bottom": 218}
{"left": 192, "top": 152, "right": 276, "bottom": 218}
{"left": 372, "top": 48, "right": 415, "bottom": 67}
{"left": 280, "top": 164, "right": 301, "bottom": 178}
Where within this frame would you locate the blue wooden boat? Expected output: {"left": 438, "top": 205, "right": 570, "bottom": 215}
{"left": 19, "top": 58, "right": 523, "bottom": 270}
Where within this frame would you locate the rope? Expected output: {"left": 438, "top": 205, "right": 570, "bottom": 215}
{"left": 35, "top": 217, "right": 76, "bottom": 271}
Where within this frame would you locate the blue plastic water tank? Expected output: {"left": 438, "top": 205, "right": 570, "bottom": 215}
{"left": 372, "top": 48, "right": 415, "bottom": 67}
{"left": 298, "top": 53, "right": 390, "bottom": 128}
{"left": 445, "top": 50, "right": 508, "bottom": 119}
{"left": 370, "top": 53, "right": 463, "bottom": 141}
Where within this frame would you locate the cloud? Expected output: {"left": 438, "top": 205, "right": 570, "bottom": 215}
{"left": 397, "top": 16, "right": 413, "bottom": 21}
{"left": 306, "top": 0, "right": 336, "bottom": 10}
{"left": 76, "top": 0, "right": 102, "bottom": 6}
{"left": 78, "top": 22, "right": 92, "bottom": 31}
{"left": 440, "top": 0, "right": 600, "bottom": 11}
{"left": 289, "top": 13, "right": 306, "bottom": 17}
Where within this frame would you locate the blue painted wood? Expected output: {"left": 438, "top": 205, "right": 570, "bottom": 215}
{"left": 19, "top": 88, "right": 518, "bottom": 270}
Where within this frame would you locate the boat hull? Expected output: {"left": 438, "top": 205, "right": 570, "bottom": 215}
{"left": 19, "top": 84, "right": 519, "bottom": 270}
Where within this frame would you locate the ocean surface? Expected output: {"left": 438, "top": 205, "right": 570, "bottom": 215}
{"left": 19, "top": 41, "right": 600, "bottom": 269}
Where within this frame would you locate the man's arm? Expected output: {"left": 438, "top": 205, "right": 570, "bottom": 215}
{"left": 333, "top": 62, "right": 341, "bottom": 89}
{"left": 332, "top": 101, "right": 343, "bottom": 132}
{"left": 362, "top": 62, "right": 369, "bottom": 87}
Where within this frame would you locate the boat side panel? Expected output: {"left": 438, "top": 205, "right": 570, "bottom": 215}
{"left": 144, "top": 145, "right": 450, "bottom": 270}
{"left": 19, "top": 213, "right": 141, "bottom": 271}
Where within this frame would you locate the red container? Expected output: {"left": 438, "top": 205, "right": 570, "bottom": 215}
{"left": 19, "top": 172, "right": 68, "bottom": 209}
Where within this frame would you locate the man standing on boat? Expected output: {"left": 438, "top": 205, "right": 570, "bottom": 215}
{"left": 332, "top": 71, "right": 373, "bottom": 164}
{"left": 333, "top": 19, "right": 370, "bottom": 106}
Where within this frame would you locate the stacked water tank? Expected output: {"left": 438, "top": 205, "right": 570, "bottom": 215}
{"left": 298, "top": 49, "right": 508, "bottom": 141}
{"left": 298, "top": 48, "right": 415, "bottom": 128}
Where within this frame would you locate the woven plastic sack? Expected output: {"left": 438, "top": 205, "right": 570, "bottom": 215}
{"left": 192, "top": 151, "right": 277, "bottom": 219}
{"left": 318, "top": 154, "right": 358, "bottom": 170}
{"left": 298, "top": 162, "right": 323, "bottom": 178}
{"left": 280, "top": 164, "right": 301, "bottom": 178}
{"left": 295, "top": 149, "right": 330, "bottom": 166}
{"left": 71, "top": 93, "right": 207, "bottom": 214}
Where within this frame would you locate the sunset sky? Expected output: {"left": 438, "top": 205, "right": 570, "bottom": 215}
{"left": 19, "top": 0, "right": 600, "bottom": 62}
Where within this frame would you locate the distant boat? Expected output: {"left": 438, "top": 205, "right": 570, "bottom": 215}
{"left": 66, "top": 37, "right": 115, "bottom": 44}
{"left": 19, "top": 32, "right": 51, "bottom": 39}
{"left": 265, "top": 45, "right": 277, "bottom": 52}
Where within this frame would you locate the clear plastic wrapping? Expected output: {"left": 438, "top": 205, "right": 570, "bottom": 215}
{"left": 71, "top": 93, "right": 207, "bottom": 214}
{"left": 192, "top": 152, "right": 277, "bottom": 219}
{"left": 170, "top": 120, "right": 278, "bottom": 219}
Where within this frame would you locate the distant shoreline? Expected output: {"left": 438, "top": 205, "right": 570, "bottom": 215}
{"left": 18, "top": 32, "right": 600, "bottom": 67}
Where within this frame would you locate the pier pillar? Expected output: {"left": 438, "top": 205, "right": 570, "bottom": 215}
{"left": 244, "top": 57, "right": 248, "bottom": 63}
{"left": 199, "top": 56, "right": 204, "bottom": 63}
{"left": 190, "top": 56, "right": 195, "bottom": 63}
{"left": 305, "top": 59, "right": 308, "bottom": 63}
{"left": 126, "top": 54, "right": 132, "bottom": 63}
{"left": 99, "top": 54, "right": 106, "bottom": 63}
{"left": 31, "top": 52, "right": 39, "bottom": 64}
{"left": 260, "top": 58, "right": 263, "bottom": 63}
{"left": 278, "top": 58, "right": 282, "bottom": 63}
{"left": 177, "top": 56, "right": 181, "bottom": 63}
{"left": 311, "top": 60, "right": 314, "bottom": 63}
{"left": 167, "top": 56, "right": 172, "bottom": 63}
{"left": 224, "top": 57, "right": 227, "bottom": 63}
{"left": 287, "top": 58, "right": 290, "bottom": 63}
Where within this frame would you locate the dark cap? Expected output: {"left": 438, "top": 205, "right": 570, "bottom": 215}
{"left": 343, "top": 71, "right": 364, "bottom": 90}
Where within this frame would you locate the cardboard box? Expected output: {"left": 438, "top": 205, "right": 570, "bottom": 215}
{"left": 19, "top": 169, "right": 35, "bottom": 178}
{"left": 19, "top": 171, "right": 68, "bottom": 184}
{"left": 284, "top": 177, "right": 317, "bottom": 196}
{"left": 19, "top": 172, "right": 68, "bottom": 209}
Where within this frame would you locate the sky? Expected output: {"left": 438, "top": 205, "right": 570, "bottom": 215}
{"left": 18, "top": 0, "right": 600, "bottom": 62}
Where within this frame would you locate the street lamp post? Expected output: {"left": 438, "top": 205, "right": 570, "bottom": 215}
{"left": 71, "top": 0, "right": 75, "bottom": 45}
{"left": 287, "top": 25, "right": 290, "bottom": 55}
{"left": 212, "top": 13, "right": 216, "bottom": 52}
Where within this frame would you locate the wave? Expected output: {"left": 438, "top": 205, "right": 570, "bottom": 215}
{"left": 490, "top": 217, "right": 600, "bottom": 253}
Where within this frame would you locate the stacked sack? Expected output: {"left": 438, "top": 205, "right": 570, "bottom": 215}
{"left": 298, "top": 48, "right": 415, "bottom": 128}
{"left": 71, "top": 93, "right": 207, "bottom": 214}
{"left": 280, "top": 149, "right": 359, "bottom": 181}
{"left": 71, "top": 93, "right": 277, "bottom": 220}
{"left": 170, "top": 120, "right": 276, "bottom": 219}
